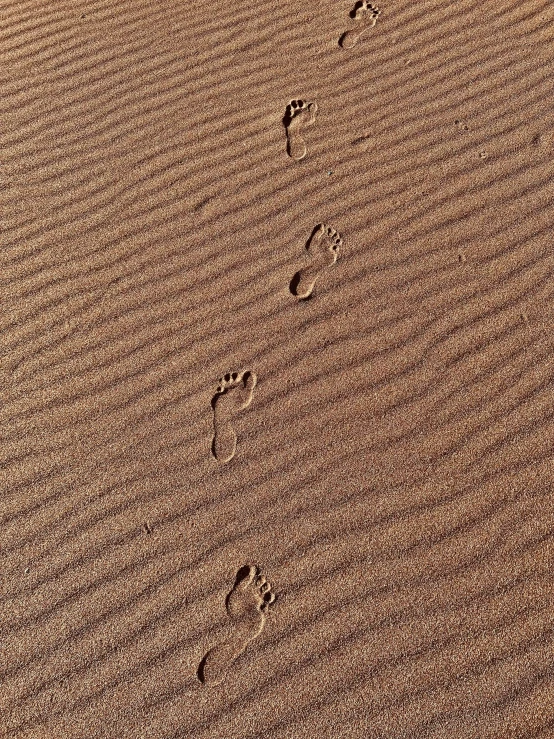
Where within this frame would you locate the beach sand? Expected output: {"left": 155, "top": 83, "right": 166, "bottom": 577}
{"left": 1, "top": 0, "right": 554, "bottom": 737}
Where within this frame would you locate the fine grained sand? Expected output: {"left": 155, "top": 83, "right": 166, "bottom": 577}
{"left": 1, "top": 0, "right": 554, "bottom": 737}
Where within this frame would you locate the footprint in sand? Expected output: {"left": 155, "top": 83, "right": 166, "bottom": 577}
{"left": 340, "top": 1, "right": 381, "bottom": 49}
{"left": 284, "top": 99, "right": 318, "bottom": 161}
{"left": 290, "top": 224, "right": 342, "bottom": 299}
{"left": 198, "top": 565, "right": 275, "bottom": 686}
{"left": 211, "top": 370, "right": 256, "bottom": 463}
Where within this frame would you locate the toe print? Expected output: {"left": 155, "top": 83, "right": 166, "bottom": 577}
{"left": 290, "top": 224, "right": 343, "bottom": 299}
{"left": 211, "top": 371, "right": 257, "bottom": 463}
{"left": 284, "top": 99, "right": 318, "bottom": 160}
{"left": 340, "top": 1, "right": 381, "bottom": 49}
{"left": 262, "top": 588, "right": 275, "bottom": 611}
{"left": 198, "top": 565, "right": 276, "bottom": 686}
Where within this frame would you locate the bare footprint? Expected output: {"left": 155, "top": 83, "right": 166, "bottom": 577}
{"left": 211, "top": 371, "right": 256, "bottom": 463}
{"left": 283, "top": 99, "right": 318, "bottom": 161}
{"left": 340, "top": 1, "right": 381, "bottom": 49}
{"left": 290, "top": 224, "right": 342, "bottom": 299}
{"left": 198, "top": 565, "right": 275, "bottom": 686}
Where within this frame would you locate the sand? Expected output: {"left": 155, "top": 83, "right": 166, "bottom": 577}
{"left": 1, "top": 0, "right": 554, "bottom": 737}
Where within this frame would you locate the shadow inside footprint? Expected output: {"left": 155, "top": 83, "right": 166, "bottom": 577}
{"left": 349, "top": 0, "right": 363, "bottom": 17}
{"left": 289, "top": 224, "right": 320, "bottom": 298}
{"left": 282, "top": 104, "right": 296, "bottom": 129}
{"left": 228, "top": 565, "right": 254, "bottom": 599}
{"left": 289, "top": 271, "right": 313, "bottom": 299}
{"left": 197, "top": 654, "right": 208, "bottom": 683}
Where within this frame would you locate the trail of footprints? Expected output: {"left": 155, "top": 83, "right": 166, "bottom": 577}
{"left": 199, "top": 1, "right": 381, "bottom": 686}
{"left": 1, "top": 0, "right": 379, "bottom": 694}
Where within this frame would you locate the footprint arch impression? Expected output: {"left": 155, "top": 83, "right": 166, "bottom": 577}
{"left": 284, "top": 99, "right": 318, "bottom": 160}
{"left": 198, "top": 565, "right": 275, "bottom": 686}
{"left": 290, "top": 224, "right": 342, "bottom": 299}
{"left": 340, "top": 1, "right": 381, "bottom": 49}
{"left": 211, "top": 370, "right": 256, "bottom": 463}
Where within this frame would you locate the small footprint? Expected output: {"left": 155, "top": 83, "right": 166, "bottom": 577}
{"left": 340, "top": 1, "right": 381, "bottom": 49}
{"left": 290, "top": 224, "right": 342, "bottom": 299}
{"left": 283, "top": 99, "right": 318, "bottom": 161}
{"left": 211, "top": 371, "right": 256, "bottom": 463}
{"left": 198, "top": 565, "right": 275, "bottom": 686}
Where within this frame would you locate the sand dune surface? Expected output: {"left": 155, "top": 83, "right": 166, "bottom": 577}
{"left": 1, "top": 0, "right": 554, "bottom": 737}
